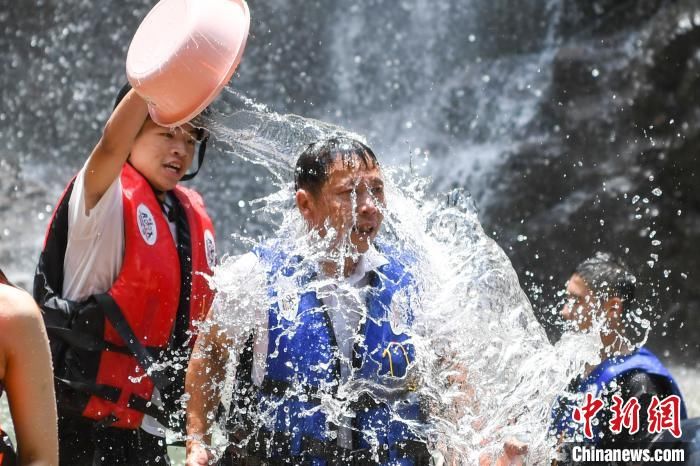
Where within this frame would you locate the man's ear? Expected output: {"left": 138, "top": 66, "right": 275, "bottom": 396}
{"left": 295, "top": 189, "right": 314, "bottom": 222}
{"left": 604, "top": 296, "right": 624, "bottom": 324}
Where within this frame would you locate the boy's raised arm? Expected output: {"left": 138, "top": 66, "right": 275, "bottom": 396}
{"left": 83, "top": 88, "right": 149, "bottom": 211}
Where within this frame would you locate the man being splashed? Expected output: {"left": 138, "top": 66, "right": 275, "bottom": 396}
{"left": 186, "top": 137, "right": 525, "bottom": 465}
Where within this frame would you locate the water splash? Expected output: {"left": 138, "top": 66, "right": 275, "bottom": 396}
{"left": 186, "top": 93, "right": 614, "bottom": 464}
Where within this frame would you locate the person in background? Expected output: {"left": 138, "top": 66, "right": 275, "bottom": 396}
{"left": 0, "top": 268, "right": 58, "bottom": 466}
{"left": 552, "top": 252, "right": 687, "bottom": 451}
{"left": 33, "top": 84, "right": 217, "bottom": 465}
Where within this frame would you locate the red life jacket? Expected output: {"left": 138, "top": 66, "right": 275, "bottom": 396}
{"left": 35, "top": 164, "right": 216, "bottom": 429}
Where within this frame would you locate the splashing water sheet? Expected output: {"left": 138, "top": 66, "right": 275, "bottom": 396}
{"left": 184, "top": 90, "right": 611, "bottom": 464}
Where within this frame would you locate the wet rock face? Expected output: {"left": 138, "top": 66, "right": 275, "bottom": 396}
{"left": 485, "top": 0, "right": 700, "bottom": 359}
{"left": 1, "top": 0, "right": 698, "bottom": 360}
{"left": 557, "top": 0, "right": 665, "bottom": 39}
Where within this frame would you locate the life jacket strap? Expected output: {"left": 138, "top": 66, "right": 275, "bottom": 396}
{"left": 258, "top": 382, "right": 385, "bottom": 419}
{"left": 258, "top": 378, "right": 338, "bottom": 398}
{"left": 242, "top": 430, "right": 294, "bottom": 459}
{"left": 237, "top": 434, "right": 429, "bottom": 465}
{"left": 125, "top": 394, "right": 173, "bottom": 432}
{"left": 301, "top": 436, "right": 388, "bottom": 465}
{"left": 226, "top": 419, "right": 429, "bottom": 464}
{"left": 55, "top": 376, "right": 122, "bottom": 403}
{"left": 54, "top": 377, "right": 174, "bottom": 428}
{"left": 394, "top": 439, "right": 432, "bottom": 463}
{"left": 348, "top": 392, "right": 384, "bottom": 411}
{"left": 94, "top": 293, "right": 172, "bottom": 391}
{"left": 45, "top": 326, "right": 163, "bottom": 357}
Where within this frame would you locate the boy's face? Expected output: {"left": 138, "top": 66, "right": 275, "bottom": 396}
{"left": 129, "top": 119, "right": 198, "bottom": 192}
{"left": 300, "top": 155, "right": 385, "bottom": 254}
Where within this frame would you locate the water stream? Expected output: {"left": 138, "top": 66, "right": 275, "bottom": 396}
{"left": 186, "top": 97, "right": 606, "bottom": 463}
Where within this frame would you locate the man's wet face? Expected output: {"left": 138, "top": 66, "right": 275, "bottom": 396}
{"left": 308, "top": 155, "right": 385, "bottom": 254}
{"left": 561, "top": 273, "right": 600, "bottom": 332}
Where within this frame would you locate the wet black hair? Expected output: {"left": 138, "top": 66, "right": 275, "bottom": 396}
{"left": 114, "top": 82, "right": 133, "bottom": 110}
{"left": 0, "top": 268, "right": 13, "bottom": 287}
{"left": 113, "top": 83, "right": 209, "bottom": 181}
{"left": 575, "top": 252, "right": 636, "bottom": 311}
{"left": 294, "top": 137, "right": 379, "bottom": 196}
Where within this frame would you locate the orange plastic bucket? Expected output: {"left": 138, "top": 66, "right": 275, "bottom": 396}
{"left": 126, "top": 0, "right": 250, "bottom": 126}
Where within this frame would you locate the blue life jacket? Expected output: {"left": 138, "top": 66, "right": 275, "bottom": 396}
{"left": 251, "top": 241, "right": 424, "bottom": 465}
{"left": 553, "top": 347, "right": 688, "bottom": 443}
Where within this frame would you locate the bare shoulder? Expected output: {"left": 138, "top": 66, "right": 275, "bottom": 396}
{"left": 0, "top": 284, "right": 43, "bottom": 331}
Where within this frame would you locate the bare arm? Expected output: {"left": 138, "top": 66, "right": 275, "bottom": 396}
{"left": 83, "top": 89, "right": 148, "bottom": 212}
{"left": 185, "top": 312, "right": 231, "bottom": 466}
{"left": 438, "top": 359, "right": 527, "bottom": 465}
{"left": 0, "top": 285, "right": 58, "bottom": 466}
{"left": 185, "top": 252, "right": 268, "bottom": 465}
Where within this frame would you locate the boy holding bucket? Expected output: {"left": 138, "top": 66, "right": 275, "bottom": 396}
{"left": 33, "top": 0, "right": 249, "bottom": 462}
{"left": 33, "top": 85, "right": 217, "bottom": 465}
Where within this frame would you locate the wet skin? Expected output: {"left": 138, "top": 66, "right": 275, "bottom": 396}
{"left": 561, "top": 272, "right": 625, "bottom": 352}
{"left": 129, "top": 119, "right": 199, "bottom": 196}
{"left": 296, "top": 155, "right": 385, "bottom": 256}
{"left": 561, "top": 273, "right": 599, "bottom": 332}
